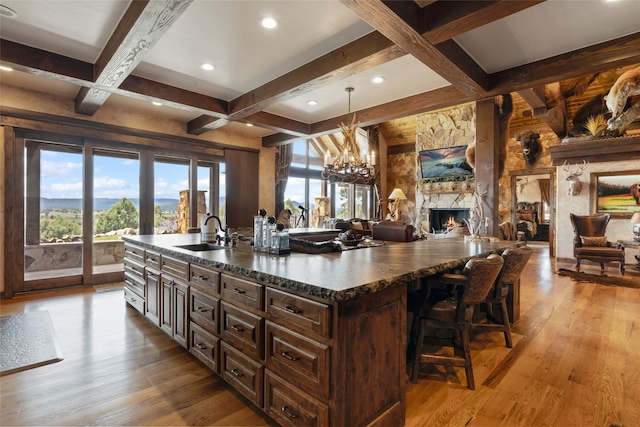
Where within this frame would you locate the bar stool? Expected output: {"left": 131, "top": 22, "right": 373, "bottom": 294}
{"left": 410, "top": 254, "right": 504, "bottom": 389}
{"left": 472, "top": 246, "right": 533, "bottom": 348}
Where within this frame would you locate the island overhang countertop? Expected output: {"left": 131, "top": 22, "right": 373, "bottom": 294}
{"left": 122, "top": 234, "right": 522, "bottom": 302}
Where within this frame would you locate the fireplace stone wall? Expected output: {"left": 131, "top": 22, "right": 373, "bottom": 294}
{"left": 414, "top": 104, "right": 476, "bottom": 235}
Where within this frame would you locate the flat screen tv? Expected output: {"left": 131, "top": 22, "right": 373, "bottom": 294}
{"left": 419, "top": 145, "right": 473, "bottom": 180}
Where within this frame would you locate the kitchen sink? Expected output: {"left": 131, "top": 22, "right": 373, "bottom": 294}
{"left": 174, "top": 243, "right": 226, "bottom": 251}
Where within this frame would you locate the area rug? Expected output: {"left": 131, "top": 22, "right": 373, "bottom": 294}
{"left": 93, "top": 282, "right": 124, "bottom": 292}
{"left": 556, "top": 268, "right": 640, "bottom": 288}
{"left": 0, "top": 311, "right": 64, "bottom": 376}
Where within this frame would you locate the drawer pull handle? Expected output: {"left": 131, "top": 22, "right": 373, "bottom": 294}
{"left": 197, "top": 275, "right": 208, "bottom": 281}
{"left": 231, "top": 325, "right": 244, "bottom": 332}
{"left": 284, "top": 305, "right": 301, "bottom": 314}
{"left": 195, "top": 343, "right": 207, "bottom": 350}
{"left": 281, "top": 351, "right": 299, "bottom": 361}
{"left": 232, "top": 288, "right": 246, "bottom": 294}
{"left": 281, "top": 405, "right": 298, "bottom": 419}
{"left": 230, "top": 368, "right": 243, "bottom": 377}
{"left": 148, "top": 257, "right": 156, "bottom": 262}
{"left": 197, "top": 307, "right": 209, "bottom": 313}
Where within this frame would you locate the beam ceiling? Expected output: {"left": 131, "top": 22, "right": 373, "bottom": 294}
{"left": 1, "top": 0, "right": 639, "bottom": 147}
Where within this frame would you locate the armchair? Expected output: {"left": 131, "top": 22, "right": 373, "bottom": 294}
{"left": 569, "top": 213, "right": 625, "bottom": 275}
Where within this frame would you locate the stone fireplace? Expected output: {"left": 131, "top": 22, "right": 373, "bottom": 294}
{"left": 429, "top": 208, "right": 470, "bottom": 232}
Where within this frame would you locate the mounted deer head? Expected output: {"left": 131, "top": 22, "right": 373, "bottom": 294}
{"left": 562, "top": 160, "right": 589, "bottom": 196}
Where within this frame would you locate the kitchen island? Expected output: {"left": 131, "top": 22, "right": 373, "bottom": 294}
{"left": 122, "top": 233, "right": 521, "bottom": 427}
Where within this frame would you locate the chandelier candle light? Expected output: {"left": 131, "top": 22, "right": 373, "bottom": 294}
{"left": 321, "top": 87, "right": 379, "bottom": 185}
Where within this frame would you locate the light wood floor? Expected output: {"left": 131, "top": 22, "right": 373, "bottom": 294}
{"left": 1, "top": 243, "right": 639, "bottom": 426}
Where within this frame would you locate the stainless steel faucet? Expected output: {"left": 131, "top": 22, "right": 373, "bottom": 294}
{"left": 204, "top": 214, "right": 230, "bottom": 245}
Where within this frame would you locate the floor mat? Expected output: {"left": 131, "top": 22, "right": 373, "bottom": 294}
{"left": 556, "top": 268, "right": 640, "bottom": 288}
{"left": 0, "top": 311, "right": 64, "bottom": 376}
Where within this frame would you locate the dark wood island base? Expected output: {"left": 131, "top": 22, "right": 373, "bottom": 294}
{"left": 123, "top": 234, "right": 521, "bottom": 426}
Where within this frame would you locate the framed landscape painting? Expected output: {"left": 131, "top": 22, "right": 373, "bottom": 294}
{"left": 591, "top": 170, "right": 640, "bottom": 218}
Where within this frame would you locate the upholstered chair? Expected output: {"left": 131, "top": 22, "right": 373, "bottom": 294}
{"left": 410, "top": 254, "right": 504, "bottom": 389}
{"left": 472, "top": 246, "right": 533, "bottom": 348}
{"left": 570, "top": 213, "right": 625, "bottom": 275}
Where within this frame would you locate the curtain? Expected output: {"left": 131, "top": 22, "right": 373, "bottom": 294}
{"left": 275, "top": 144, "right": 293, "bottom": 214}
{"left": 538, "top": 178, "right": 550, "bottom": 222}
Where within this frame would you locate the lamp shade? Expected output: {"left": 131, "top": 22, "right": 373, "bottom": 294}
{"left": 388, "top": 188, "right": 407, "bottom": 200}
{"left": 630, "top": 212, "right": 640, "bottom": 223}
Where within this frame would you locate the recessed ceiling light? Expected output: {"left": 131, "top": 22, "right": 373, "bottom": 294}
{"left": 201, "top": 63, "right": 215, "bottom": 71}
{"left": 0, "top": 5, "right": 18, "bottom": 18}
{"left": 0, "top": 65, "right": 13, "bottom": 72}
{"left": 261, "top": 17, "right": 278, "bottom": 29}
{"left": 152, "top": 101, "right": 162, "bottom": 106}
{"left": 307, "top": 100, "right": 318, "bottom": 106}
{"left": 246, "top": 123, "right": 254, "bottom": 127}
{"left": 372, "top": 76, "right": 385, "bottom": 84}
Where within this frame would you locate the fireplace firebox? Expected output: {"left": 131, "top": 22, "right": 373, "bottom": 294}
{"left": 429, "top": 208, "right": 470, "bottom": 232}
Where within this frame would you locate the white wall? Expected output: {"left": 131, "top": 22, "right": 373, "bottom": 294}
{"left": 556, "top": 159, "right": 639, "bottom": 265}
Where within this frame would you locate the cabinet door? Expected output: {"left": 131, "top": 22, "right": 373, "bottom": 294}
{"left": 160, "top": 275, "right": 174, "bottom": 336}
{"left": 173, "top": 281, "right": 189, "bottom": 348}
{"left": 145, "top": 268, "right": 160, "bottom": 326}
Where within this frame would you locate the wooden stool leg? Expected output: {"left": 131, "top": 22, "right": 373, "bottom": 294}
{"left": 499, "top": 298, "right": 513, "bottom": 348}
{"left": 460, "top": 324, "right": 475, "bottom": 390}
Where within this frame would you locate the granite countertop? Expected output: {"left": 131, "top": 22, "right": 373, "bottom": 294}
{"left": 122, "top": 233, "right": 521, "bottom": 302}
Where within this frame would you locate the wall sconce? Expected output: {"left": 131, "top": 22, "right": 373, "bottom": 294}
{"left": 630, "top": 212, "right": 640, "bottom": 242}
{"left": 387, "top": 188, "right": 407, "bottom": 221}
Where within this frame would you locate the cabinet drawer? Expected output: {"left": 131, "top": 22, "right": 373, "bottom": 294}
{"left": 145, "top": 249, "right": 161, "bottom": 269}
{"left": 124, "top": 243, "right": 145, "bottom": 263}
{"left": 124, "top": 286, "right": 145, "bottom": 314}
{"left": 190, "top": 288, "right": 220, "bottom": 336}
{"left": 266, "top": 288, "right": 331, "bottom": 338}
{"left": 221, "top": 274, "right": 263, "bottom": 311}
{"left": 190, "top": 321, "right": 219, "bottom": 374}
{"left": 161, "top": 255, "right": 189, "bottom": 281}
{"left": 265, "top": 322, "right": 329, "bottom": 400}
{"left": 265, "top": 371, "right": 329, "bottom": 427}
{"left": 221, "top": 342, "right": 263, "bottom": 408}
{"left": 124, "top": 258, "right": 145, "bottom": 281}
{"left": 190, "top": 263, "right": 220, "bottom": 294}
{"left": 221, "top": 302, "right": 264, "bottom": 361}
{"left": 124, "top": 272, "right": 145, "bottom": 298}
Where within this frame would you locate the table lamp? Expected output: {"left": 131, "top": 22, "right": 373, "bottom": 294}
{"left": 631, "top": 212, "right": 640, "bottom": 243}
{"left": 387, "top": 188, "right": 407, "bottom": 221}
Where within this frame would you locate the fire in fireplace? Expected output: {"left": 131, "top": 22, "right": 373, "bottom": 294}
{"left": 429, "top": 208, "right": 470, "bottom": 232}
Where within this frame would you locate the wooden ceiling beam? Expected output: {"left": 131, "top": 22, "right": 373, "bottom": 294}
{"left": 241, "top": 112, "right": 310, "bottom": 136}
{"left": 118, "top": 75, "right": 228, "bottom": 116}
{"left": 228, "top": 31, "right": 404, "bottom": 118}
{"left": 517, "top": 86, "right": 547, "bottom": 116}
{"left": 340, "top": 0, "right": 490, "bottom": 97}
{"left": 489, "top": 32, "right": 640, "bottom": 95}
{"left": 421, "top": 1, "right": 545, "bottom": 45}
{"left": 75, "top": 0, "right": 192, "bottom": 115}
{"left": 0, "top": 39, "right": 93, "bottom": 83}
{"left": 187, "top": 116, "right": 230, "bottom": 135}
{"left": 263, "top": 85, "right": 473, "bottom": 147}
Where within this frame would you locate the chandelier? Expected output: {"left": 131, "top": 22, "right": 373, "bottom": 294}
{"left": 321, "top": 87, "right": 379, "bottom": 185}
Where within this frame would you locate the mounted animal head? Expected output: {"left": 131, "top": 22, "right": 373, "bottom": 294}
{"left": 562, "top": 160, "right": 589, "bottom": 196}
{"left": 515, "top": 131, "right": 541, "bottom": 165}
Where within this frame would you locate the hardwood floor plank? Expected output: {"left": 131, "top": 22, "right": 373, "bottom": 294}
{"left": 1, "top": 242, "right": 639, "bottom": 426}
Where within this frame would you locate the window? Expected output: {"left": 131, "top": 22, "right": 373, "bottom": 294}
{"left": 285, "top": 139, "right": 376, "bottom": 225}
{"left": 20, "top": 134, "right": 223, "bottom": 291}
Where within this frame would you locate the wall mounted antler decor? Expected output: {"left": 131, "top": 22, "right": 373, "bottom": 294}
{"left": 562, "top": 160, "right": 589, "bottom": 196}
